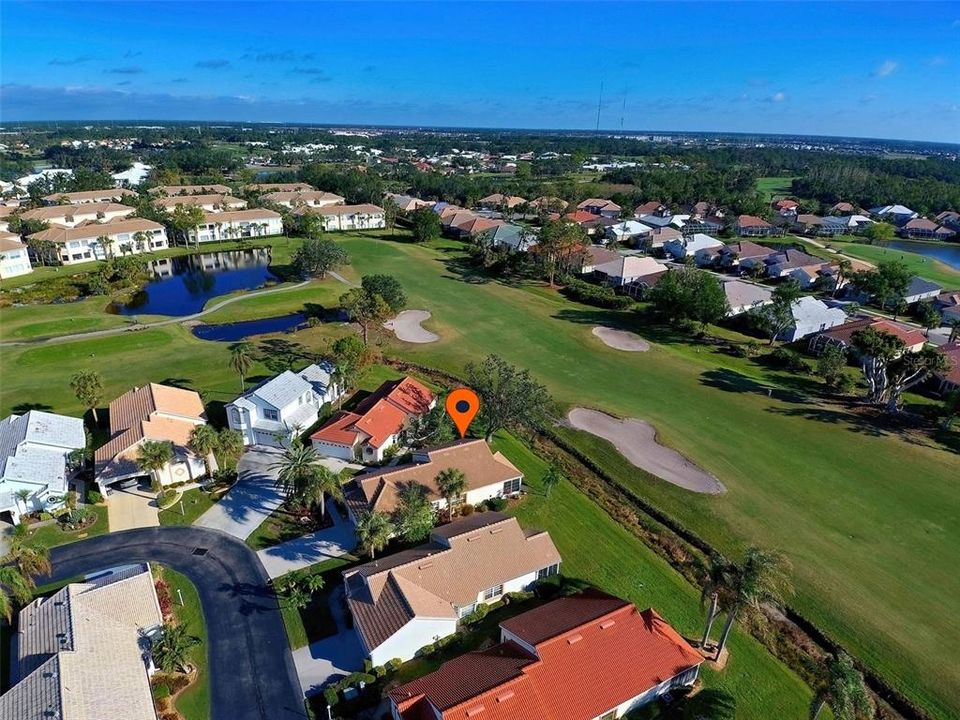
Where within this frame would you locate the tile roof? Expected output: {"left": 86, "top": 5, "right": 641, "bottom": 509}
{"left": 719, "top": 240, "right": 774, "bottom": 260}
{"left": 200, "top": 208, "right": 282, "bottom": 223}
{"left": 153, "top": 193, "right": 245, "bottom": 209}
{"left": 346, "top": 514, "right": 560, "bottom": 651}
{"left": 0, "top": 233, "right": 27, "bottom": 252}
{"left": 766, "top": 248, "right": 827, "bottom": 270}
{"left": 564, "top": 210, "right": 600, "bottom": 224}
{"left": 297, "top": 203, "right": 385, "bottom": 216}
{"left": 262, "top": 189, "right": 344, "bottom": 204}
{"left": 937, "top": 343, "right": 960, "bottom": 386}
{"left": 149, "top": 184, "right": 232, "bottom": 196}
{"left": 736, "top": 214, "right": 773, "bottom": 228}
{"left": 246, "top": 182, "right": 316, "bottom": 192}
{"left": 818, "top": 317, "right": 926, "bottom": 348}
{"left": 42, "top": 188, "right": 138, "bottom": 204}
{"left": 391, "top": 590, "right": 703, "bottom": 720}
{"left": 345, "top": 439, "right": 522, "bottom": 516}
{"left": 577, "top": 198, "right": 621, "bottom": 212}
{"left": 21, "top": 202, "right": 135, "bottom": 223}
{"left": 27, "top": 218, "right": 164, "bottom": 244}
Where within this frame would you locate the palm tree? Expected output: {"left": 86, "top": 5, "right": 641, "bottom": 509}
{"left": 303, "top": 573, "right": 325, "bottom": 594}
{"left": 152, "top": 623, "right": 200, "bottom": 673}
{"left": 5, "top": 538, "right": 52, "bottom": 586}
{"left": 832, "top": 258, "right": 853, "bottom": 298}
{"left": 307, "top": 464, "right": 344, "bottom": 519}
{"left": 13, "top": 488, "right": 32, "bottom": 516}
{"left": 714, "top": 547, "right": 791, "bottom": 660}
{"left": 698, "top": 554, "right": 735, "bottom": 650}
{"left": 229, "top": 341, "right": 254, "bottom": 391}
{"left": 0, "top": 565, "right": 32, "bottom": 622}
{"left": 217, "top": 429, "right": 245, "bottom": 470}
{"left": 138, "top": 440, "right": 174, "bottom": 487}
{"left": 542, "top": 462, "right": 564, "bottom": 497}
{"left": 436, "top": 467, "right": 466, "bottom": 518}
{"left": 188, "top": 424, "right": 219, "bottom": 477}
{"left": 355, "top": 511, "right": 394, "bottom": 559}
{"left": 272, "top": 441, "right": 320, "bottom": 503}
{"left": 810, "top": 653, "right": 873, "bottom": 720}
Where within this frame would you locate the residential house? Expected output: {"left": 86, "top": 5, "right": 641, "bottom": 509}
{"left": 592, "top": 255, "right": 665, "bottom": 287}
{"left": 936, "top": 211, "right": 960, "bottom": 234}
{"left": 187, "top": 209, "right": 283, "bottom": 243}
{"left": 295, "top": 203, "right": 386, "bottom": 231}
{"left": 94, "top": 383, "right": 215, "bottom": 489}
{"left": 311, "top": 377, "right": 435, "bottom": 462}
{"left": 577, "top": 198, "right": 621, "bottom": 218}
{"left": 780, "top": 296, "right": 848, "bottom": 342}
{"left": 529, "top": 196, "right": 568, "bottom": 212}
{"left": 564, "top": 210, "right": 604, "bottom": 234}
{"left": 344, "top": 513, "right": 561, "bottom": 665}
{"left": 227, "top": 362, "right": 341, "bottom": 448}
{"left": 28, "top": 218, "right": 169, "bottom": 265}
{"left": 343, "top": 439, "right": 524, "bottom": 521}
{"left": 42, "top": 188, "right": 138, "bottom": 205}
{"left": 763, "top": 248, "right": 830, "bottom": 281}
{"left": 714, "top": 240, "right": 774, "bottom": 269}
{"left": 149, "top": 184, "right": 232, "bottom": 196}
{"left": 449, "top": 214, "right": 504, "bottom": 239}
{"left": 0, "top": 232, "right": 33, "bottom": 279}
{"left": 640, "top": 225, "right": 683, "bottom": 252}
{"left": 478, "top": 193, "right": 527, "bottom": 210}
{"left": 633, "top": 200, "right": 669, "bottom": 217}
{"left": 385, "top": 193, "right": 434, "bottom": 212}
{"left": 934, "top": 343, "right": 960, "bottom": 394}
{"left": 261, "top": 189, "right": 344, "bottom": 208}
{"left": 580, "top": 245, "right": 620, "bottom": 274}
{"left": 663, "top": 233, "right": 723, "bottom": 263}
{"left": 903, "top": 276, "right": 943, "bottom": 304}
{"left": 389, "top": 590, "right": 703, "bottom": 720}
{"left": 723, "top": 279, "right": 773, "bottom": 317}
{"left": 0, "top": 205, "right": 16, "bottom": 232}
{"left": 152, "top": 193, "right": 247, "bottom": 213}
{"left": 0, "top": 564, "right": 163, "bottom": 720}
{"left": 246, "top": 182, "right": 316, "bottom": 193}
{"left": 809, "top": 317, "right": 926, "bottom": 356}
{"left": 793, "top": 214, "right": 826, "bottom": 235}
{"left": 934, "top": 292, "right": 960, "bottom": 323}
{"left": 735, "top": 214, "right": 777, "bottom": 237}
{"left": 821, "top": 214, "right": 873, "bottom": 236}
{"left": 477, "top": 223, "right": 537, "bottom": 252}
{"left": 829, "top": 202, "right": 858, "bottom": 214}
{"left": 606, "top": 220, "right": 653, "bottom": 245}
{"left": 869, "top": 204, "right": 918, "bottom": 224}
{"left": 0, "top": 410, "right": 85, "bottom": 523}
{"left": 20, "top": 202, "right": 135, "bottom": 228}
{"left": 899, "top": 217, "right": 956, "bottom": 240}
{"left": 772, "top": 199, "right": 799, "bottom": 217}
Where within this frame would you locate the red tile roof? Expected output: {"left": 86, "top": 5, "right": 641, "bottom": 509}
{"left": 737, "top": 214, "right": 773, "bottom": 228}
{"left": 391, "top": 590, "right": 703, "bottom": 720}
{"left": 936, "top": 343, "right": 960, "bottom": 387}
{"left": 564, "top": 210, "right": 599, "bottom": 224}
{"left": 819, "top": 318, "right": 926, "bottom": 349}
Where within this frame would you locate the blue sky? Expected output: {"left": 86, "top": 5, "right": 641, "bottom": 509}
{"left": 1, "top": 1, "right": 958, "bottom": 142}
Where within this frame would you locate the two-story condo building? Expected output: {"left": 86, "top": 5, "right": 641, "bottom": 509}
{"left": 152, "top": 194, "right": 247, "bottom": 213}
{"left": 27, "top": 218, "right": 168, "bottom": 265}
{"left": 345, "top": 513, "right": 561, "bottom": 666}
{"left": 226, "top": 362, "right": 341, "bottom": 448}
{"left": 149, "top": 184, "right": 232, "bottom": 196}
{"left": 293, "top": 203, "right": 386, "bottom": 231}
{"left": 42, "top": 188, "right": 138, "bottom": 205}
{"left": 187, "top": 209, "right": 283, "bottom": 244}
{"left": 20, "top": 202, "right": 135, "bottom": 228}
{"left": 0, "top": 232, "right": 33, "bottom": 279}
{"left": 261, "top": 190, "right": 344, "bottom": 208}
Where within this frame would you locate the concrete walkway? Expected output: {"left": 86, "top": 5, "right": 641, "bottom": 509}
{"left": 195, "top": 447, "right": 285, "bottom": 540}
{"left": 292, "top": 584, "right": 364, "bottom": 696}
{"left": 107, "top": 484, "right": 160, "bottom": 531}
{"left": 257, "top": 506, "right": 358, "bottom": 579}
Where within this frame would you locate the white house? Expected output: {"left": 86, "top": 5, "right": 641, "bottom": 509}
{"left": 153, "top": 194, "right": 247, "bottom": 213}
{"left": 112, "top": 162, "right": 152, "bottom": 186}
{"left": 20, "top": 202, "right": 135, "bottom": 228}
{"left": 606, "top": 220, "right": 653, "bottom": 244}
{"left": 28, "top": 218, "right": 168, "bottom": 265}
{"left": 0, "top": 411, "right": 86, "bottom": 523}
{"left": 344, "top": 513, "right": 561, "bottom": 666}
{"left": 0, "top": 232, "right": 33, "bottom": 279}
{"left": 593, "top": 255, "right": 666, "bottom": 287}
{"left": 296, "top": 203, "right": 386, "bottom": 231}
{"left": 311, "top": 377, "right": 435, "bottom": 462}
{"left": 663, "top": 233, "right": 724, "bottom": 262}
{"left": 226, "top": 362, "right": 342, "bottom": 448}
{"left": 187, "top": 209, "right": 283, "bottom": 244}
{"left": 903, "top": 276, "right": 942, "bottom": 304}
{"left": 779, "top": 296, "right": 848, "bottom": 342}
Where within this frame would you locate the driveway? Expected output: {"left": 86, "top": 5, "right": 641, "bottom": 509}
{"left": 195, "top": 447, "right": 285, "bottom": 539}
{"left": 47, "top": 526, "right": 307, "bottom": 720}
{"left": 107, "top": 484, "right": 160, "bottom": 531}
{"left": 257, "top": 508, "right": 358, "bottom": 579}
{"left": 292, "top": 585, "right": 364, "bottom": 696}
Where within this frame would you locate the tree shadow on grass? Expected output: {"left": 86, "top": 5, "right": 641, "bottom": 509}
{"left": 699, "top": 368, "right": 807, "bottom": 405}
{"left": 159, "top": 377, "right": 194, "bottom": 390}
{"left": 11, "top": 402, "right": 54, "bottom": 414}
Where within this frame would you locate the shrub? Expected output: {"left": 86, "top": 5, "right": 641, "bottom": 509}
{"left": 152, "top": 684, "right": 171, "bottom": 700}
{"left": 473, "top": 503, "right": 487, "bottom": 513}
{"left": 323, "top": 687, "right": 339, "bottom": 707}
{"left": 372, "top": 665, "right": 386, "bottom": 679}
{"left": 86, "top": 490, "right": 104, "bottom": 505}
{"left": 505, "top": 590, "right": 534, "bottom": 604}
{"left": 459, "top": 503, "right": 474, "bottom": 516}
{"left": 363, "top": 658, "right": 373, "bottom": 673}
{"left": 167, "top": 674, "right": 190, "bottom": 693}
{"left": 769, "top": 347, "right": 810, "bottom": 374}
{"left": 385, "top": 658, "right": 403, "bottom": 673}
{"left": 415, "top": 642, "right": 436, "bottom": 657}
{"left": 39, "top": 512, "right": 53, "bottom": 521}
{"left": 560, "top": 278, "right": 634, "bottom": 310}
{"left": 485, "top": 497, "right": 508, "bottom": 512}
{"left": 460, "top": 603, "right": 490, "bottom": 625}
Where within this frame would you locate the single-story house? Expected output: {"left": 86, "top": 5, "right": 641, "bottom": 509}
{"left": 564, "top": 210, "right": 604, "bottom": 234}
{"left": 934, "top": 343, "right": 960, "bottom": 394}
{"left": 772, "top": 199, "right": 799, "bottom": 216}
{"left": 259, "top": 190, "right": 345, "bottom": 208}
{"left": 0, "top": 232, "right": 33, "bottom": 279}
{"left": 903, "top": 276, "right": 943, "bottom": 304}
{"left": 95, "top": 383, "right": 215, "bottom": 489}
{"left": 0, "top": 410, "right": 85, "bottom": 523}
{"left": 449, "top": 214, "right": 504, "bottom": 239}
{"left": 735, "top": 214, "right": 777, "bottom": 237}
{"left": 577, "top": 198, "right": 621, "bottom": 218}
{"left": 295, "top": 203, "right": 386, "bottom": 231}
{"left": 663, "top": 233, "right": 723, "bottom": 263}
{"left": 809, "top": 317, "right": 927, "bottom": 356}
{"left": 311, "top": 377, "right": 435, "bottom": 462}
{"left": 21, "top": 202, "right": 135, "bottom": 228}
{"left": 635, "top": 212, "right": 676, "bottom": 229}
{"left": 830, "top": 202, "right": 858, "bottom": 214}
{"left": 529, "top": 196, "right": 568, "bottom": 212}
{"left": 869, "top": 204, "right": 918, "bottom": 224}
{"left": 28, "top": 218, "right": 169, "bottom": 265}
{"left": 621, "top": 269, "right": 669, "bottom": 298}
{"left": 42, "top": 188, "right": 138, "bottom": 205}
{"left": 762, "top": 248, "right": 831, "bottom": 280}
{"left": 899, "top": 217, "right": 956, "bottom": 240}
{"left": 245, "top": 182, "right": 316, "bottom": 193}
{"left": 345, "top": 513, "right": 561, "bottom": 666}
{"left": 713, "top": 239, "right": 774, "bottom": 269}
{"left": 478, "top": 193, "right": 527, "bottom": 210}
{"left": 821, "top": 214, "right": 874, "bottom": 236}
{"left": 936, "top": 211, "right": 960, "bottom": 233}
{"left": 606, "top": 220, "right": 653, "bottom": 244}
{"left": 227, "top": 362, "right": 342, "bottom": 448}
{"left": 934, "top": 292, "right": 960, "bottom": 323}
{"left": 344, "top": 439, "right": 524, "bottom": 521}
{"left": 780, "top": 296, "right": 848, "bottom": 342}
{"left": 477, "top": 223, "right": 537, "bottom": 252}
{"left": 153, "top": 193, "right": 247, "bottom": 213}
{"left": 385, "top": 193, "right": 433, "bottom": 212}
{"left": 634, "top": 201, "right": 669, "bottom": 217}
{"left": 723, "top": 279, "right": 773, "bottom": 317}
{"left": 0, "top": 563, "right": 164, "bottom": 720}
{"left": 592, "top": 255, "right": 665, "bottom": 287}
{"left": 187, "top": 209, "right": 283, "bottom": 243}
{"left": 579, "top": 245, "right": 620, "bottom": 274}
{"left": 149, "top": 184, "right": 232, "bottom": 196}
{"left": 640, "top": 225, "right": 683, "bottom": 251}
{"left": 793, "top": 214, "right": 826, "bottom": 235}
{"left": 389, "top": 590, "right": 703, "bottom": 720}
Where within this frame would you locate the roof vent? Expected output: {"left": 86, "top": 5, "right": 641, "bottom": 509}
{"left": 465, "top": 706, "right": 485, "bottom": 717}
{"left": 567, "top": 634, "right": 583, "bottom": 645}
{"left": 599, "top": 619, "right": 616, "bottom": 630}
{"left": 496, "top": 691, "right": 515, "bottom": 703}
{"left": 466, "top": 535, "right": 481, "bottom": 542}
{"left": 490, "top": 528, "right": 503, "bottom": 535}
{"left": 418, "top": 562, "right": 433, "bottom": 570}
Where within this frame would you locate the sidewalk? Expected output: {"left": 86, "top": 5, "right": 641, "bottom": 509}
{"left": 257, "top": 507, "right": 357, "bottom": 579}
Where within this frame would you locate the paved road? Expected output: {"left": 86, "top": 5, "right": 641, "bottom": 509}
{"left": 48, "top": 526, "right": 307, "bottom": 720}
{"left": 257, "top": 508, "right": 357, "bottom": 579}
{"left": 195, "top": 447, "right": 286, "bottom": 540}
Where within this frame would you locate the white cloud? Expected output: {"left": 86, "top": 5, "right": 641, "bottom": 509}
{"left": 770, "top": 92, "right": 786, "bottom": 103}
{"left": 873, "top": 60, "right": 898, "bottom": 77}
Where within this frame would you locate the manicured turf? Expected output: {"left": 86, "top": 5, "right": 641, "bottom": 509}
{"left": 275, "top": 556, "right": 358, "bottom": 650}
{"left": 158, "top": 488, "right": 217, "bottom": 526}
{"left": 159, "top": 565, "right": 210, "bottom": 720}
{"left": 821, "top": 238, "right": 960, "bottom": 289}
{"left": 755, "top": 176, "right": 797, "bottom": 202}
{"left": 19, "top": 505, "right": 110, "bottom": 549}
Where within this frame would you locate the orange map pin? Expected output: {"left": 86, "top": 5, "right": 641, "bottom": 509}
{"left": 445, "top": 388, "right": 480, "bottom": 438}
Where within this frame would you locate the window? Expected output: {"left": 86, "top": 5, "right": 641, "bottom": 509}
{"left": 457, "top": 603, "right": 476, "bottom": 618}
{"left": 482, "top": 584, "right": 503, "bottom": 601}
{"left": 263, "top": 408, "right": 279, "bottom": 421}
{"left": 502, "top": 477, "right": 521, "bottom": 495}
{"left": 536, "top": 564, "right": 559, "bottom": 580}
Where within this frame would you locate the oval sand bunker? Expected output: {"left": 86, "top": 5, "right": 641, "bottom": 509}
{"left": 383, "top": 310, "right": 439, "bottom": 343}
{"left": 567, "top": 408, "right": 725, "bottom": 494}
{"left": 592, "top": 326, "right": 650, "bottom": 352}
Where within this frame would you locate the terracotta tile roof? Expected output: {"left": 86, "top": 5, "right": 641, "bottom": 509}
{"left": 576, "top": 198, "right": 621, "bottom": 212}
{"left": 200, "top": 208, "right": 281, "bottom": 223}
{"left": 153, "top": 193, "right": 245, "bottom": 209}
{"left": 245, "top": 182, "right": 316, "bottom": 192}
{"left": 937, "top": 343, "right": 960, "bottom": 386}
{"left": 831, "top": 202, "right": 856, "bottom": 213}
{"left": 773, "top": 199, "right": 798, "bottom": 210}
{"left": 737, "top": 214, "right": 773, "bottom": 228}
{"left": 818, "top": 318, "right": 926, "bottom": 348}
{"left": 0, "top": 233, "right": 26, "bottom": 252}
{"left": 296, "top": 203, "right": 385, "bottom": 216}
{"left": 634, "top": 201, "right": 666, "bottom": 215}
{"left": 392, "top": 590, "right": 703, "bottom": 720}
{"left": 42, "top": 188, "right": 137, "bottom": 204}
{"left": 455, "top": 217, "right": 504, "bottom": 235}
{"left": 346, "top": 514, "right": 560, "bottom": 651}
{"left": 149, "top": 184, "right": 232, "bottom": 196}
{"left": 529, "top": 196, "right": 568, "bottom": 211}
{"left": 21, "top": 202, "right": 134, "bottom": 222}
{"left": 261, "top": 190, "right": 344, "bottom": 204}
{"left": 345, "top": 439, "right": 521, "bottom": 516}
{"left": 564, "top": 210, "right": 599, "bottom": 224}
{"left": 27, "top": 218, "right": 164, "bottom": 244}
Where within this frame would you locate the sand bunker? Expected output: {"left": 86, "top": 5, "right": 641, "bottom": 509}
{"left": 383, "top": 310, "right": 439, "bottom": 344}
{"left": 592, "top": 326, "right": 650, "bottom": 352}
{"left": 566, "top": 408, "right": 725, "bottom": 494}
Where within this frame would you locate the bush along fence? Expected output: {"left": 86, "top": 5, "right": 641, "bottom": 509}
{"left": 383, "top": 356, "right": 926, "bottom": 720}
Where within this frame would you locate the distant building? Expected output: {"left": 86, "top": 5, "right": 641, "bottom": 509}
{"left": 149, "top": 184, "right": 232, "bottom": 196}
{"left": 21, "top": 202, "right": 135, "bottom": 228}
{"left": 261, "top": 190, "right": 344, "bottom": 208}
{"left": 577, "top": 198, "right": 621, "bottom": 218}
{"left": 294, "top": 203, "right": 386, "bottom": 231}
{"left": 0, "top": 232, "right": 33, "bottom": 279}
{"left": 152, "top": 194, "right": 246, "bottom": 213}
{"left": 28, "top": 218, "right": 169, "bottom": 265}
{"left": 735, "top": 214, "right": 777, "bottom": 237}
{"left": 42, "top": 188, "right": 138, "bottom": 205}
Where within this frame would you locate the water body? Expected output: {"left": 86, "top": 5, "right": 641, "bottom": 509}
{"left": 111, "top": 249, "right": 275, "bottom": 316}
{"left": 191, "top": 313, "right": 307, "bottom": 342}
{"left": 884, "top": 241, "right": 960, "bottom": 271}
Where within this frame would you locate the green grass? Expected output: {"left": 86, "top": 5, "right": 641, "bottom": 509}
{"left": 19, "top": 505, "right": 110, "bottom": 549}
{"left": 275, "top": 556, "right": 357, "bottom": 650}
{"left": 158, "top": 565, "right": 210, "bottom": 720}
{"left": 755, "top": 176, "right": 797, "bottom": 202}
{"left": 158, "top": 488, "right": 217, "bottom": 526}
{"left": 821, "top": 238, "right": 960, "bottom": 289}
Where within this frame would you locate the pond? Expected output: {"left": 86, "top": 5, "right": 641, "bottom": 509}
{"left": 110, "top": 249, "right": 276, "bottom": 316}
{"left": 191, "top": 313, "right": 307, "bottom": 342}
{"left": 884, "top": 241, "right": 960, "bottom": 272}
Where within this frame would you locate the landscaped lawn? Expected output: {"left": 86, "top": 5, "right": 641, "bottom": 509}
{"left": 3, "top": 230, "right": 957, "bottom": 717}
{"left": 158, "top": 488, "right": 217, "bottom": 526}
{"left": 275, "top": 555, "right": 358, "bottom": 650}
{"left": 755, "top": 176, "right": 797, "bottom": 202}
{"left": 246, "top": 504, "right": 330, "bottom": 551}
{"left": 822, "top": 238, "right": 960, "bottom": 289}
{"left": 19, "top": 504, "right": 110, "bottom": 549}
{"left": 157, "top": 565, "right": 210, "bottom": 720}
